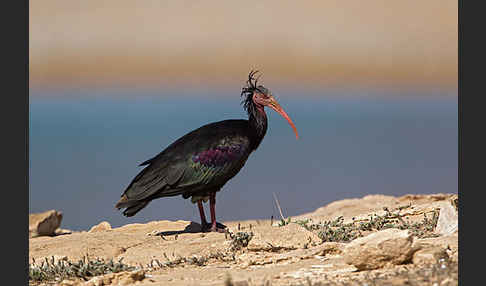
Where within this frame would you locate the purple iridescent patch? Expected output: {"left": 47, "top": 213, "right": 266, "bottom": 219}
{"left": 192, "top": 145, "right": 245, "bottom": 167}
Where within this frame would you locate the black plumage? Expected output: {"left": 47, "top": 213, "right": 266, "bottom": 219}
{"left": 115, "top": 71, "right": 298, "bottom": 232}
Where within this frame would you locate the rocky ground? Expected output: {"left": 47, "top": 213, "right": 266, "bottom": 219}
{"left": 29, "top": 193, "right": 458, "bottom": 286}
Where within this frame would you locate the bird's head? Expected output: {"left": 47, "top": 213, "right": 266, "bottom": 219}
{"left": 241, "top": 70, "right": 299, "bottom": 139}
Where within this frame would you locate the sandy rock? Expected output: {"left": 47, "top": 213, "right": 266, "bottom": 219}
{"left": 127, "top": 269, "right": 146, "bottom": 281}
{"left": 247, "top": 222, "right": 321, "bottom": 250}
{"left": 317, "top": 242, "right": 345, "bottom": 256}
{"left": 29, "top": 210, "right": 63, "bottom": 237}
{"left": 414, "top": 232, "right": 458, "bottom": 264}
{"left": 343, "top": 228, "right": 418, "bottom": 270}
{"left": 226, "top": 280, "right": 250, "bottom": 286}
{"left": 85, "top": 277, "right": 103, "bottom": 286}
{"left": 435, "top": 201, "right": 458, "bottom": 235}
{"left": 283, "top": 264, "right": 357, "bottom": 280}
{"left": 55, "top": 228, "right": 73, "bottom": 236}
{"left": 114, "top": 270, "right": 146, "bottom": 285}
{"left": 28, "top": 193, "right": 458, "bottom": 286}
{"left": 398, "top": 193, "right": 453, "bottom": 204}
{"left": 449, "top": 194, "right": 458, "bottom": 211}
{"left": 297, "top": 195, "right": 401, "bottom": 221}
{"left": 88, "top": 221, "right": 112, "bottom": 233}
{"left": 85, "top": 270, "right": 145, "bottom": 286}
{"left": 58, "top": 279, "right": 82, "bottom": 286}
{"left": 416, "top": 232, "right": 458, "bottom": 251}
{"left": 412, "top": 246, "right": 448, "bottom": 265}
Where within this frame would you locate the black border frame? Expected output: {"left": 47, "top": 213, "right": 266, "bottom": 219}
{"left": 7, "top": 0, "right": 29, "bottom": 284}
{"left": 458, "top": 0, "right": 483, "bottom": 284}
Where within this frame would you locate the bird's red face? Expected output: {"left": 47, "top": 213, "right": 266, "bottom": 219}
{"left": 253, "top": 90, "right": 299, "bottom": 139}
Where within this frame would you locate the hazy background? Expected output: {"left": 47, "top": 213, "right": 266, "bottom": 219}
{"left": 29, "top": 1, "right": 458, "bottom": 231}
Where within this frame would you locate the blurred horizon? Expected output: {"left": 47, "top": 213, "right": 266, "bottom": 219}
{"left": 30, "top": 0, "right": 457, "bottom": 94}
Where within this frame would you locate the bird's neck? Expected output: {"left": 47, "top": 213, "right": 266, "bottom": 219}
{"left": 248, "top": 104, "right": 268, "bottom": 151}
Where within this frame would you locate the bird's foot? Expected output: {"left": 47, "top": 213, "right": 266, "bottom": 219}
{"left": 201, "top": 222, "right": 227, "bottom": 233}
{"left": 210, "top": 224, "right": 227, "bottom": 233}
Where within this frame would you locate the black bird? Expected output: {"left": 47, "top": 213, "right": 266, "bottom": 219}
{"left": 115, "top": 71, "right": 299, "bottom": 232}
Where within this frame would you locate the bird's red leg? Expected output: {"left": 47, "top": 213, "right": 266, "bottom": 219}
{"left": 209, "top": 192, "right": 226, "bottom": 232}
{"left": 197, "top": 200, "right": 209, "bottom": 231}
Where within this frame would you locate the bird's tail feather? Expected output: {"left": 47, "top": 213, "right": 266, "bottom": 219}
{"left": 115, "top": 194, "right": 131, "bottom": 209}
{"left": 115, "top": 195, "right": 150, "bottom": 217}
{"left": 122, "top": 201, "right": 149, "bottom": 217}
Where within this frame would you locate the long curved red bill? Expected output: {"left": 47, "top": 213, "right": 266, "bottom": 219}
{"left": 268, "top": 97, "right": 299, "bottom": 139}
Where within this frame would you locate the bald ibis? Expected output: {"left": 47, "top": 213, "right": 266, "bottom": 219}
{"left": 115, "top": 71, "right": 299, "bottom": 232}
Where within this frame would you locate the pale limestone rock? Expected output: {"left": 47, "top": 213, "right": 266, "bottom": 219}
{"left": 88, "top": 221, "right": 112, "bottom": 233}
{"left": 343, "top": 228, "right": 418, "bottom": 270}
{"left": 412, "top": 246, "right": 448, "bottom": 265}
{"left": 435, "top": 201, "right": 458, "bottom": 236}
{"left": 29, "top": 210, "right": 63, "bottom": 237}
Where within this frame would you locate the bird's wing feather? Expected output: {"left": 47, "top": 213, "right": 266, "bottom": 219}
{"left": 122, "top": 161, "right": 186, "bottom": 201}
{"left": 178, "top": 140, "right": 250, "bottom": 188}
{"left": 120, "top": 120, "right": 252, "bottom": 202}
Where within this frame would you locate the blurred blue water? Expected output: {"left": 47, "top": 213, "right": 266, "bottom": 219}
{"left": 29, "top": 90, "right": 457, "bottom": 231}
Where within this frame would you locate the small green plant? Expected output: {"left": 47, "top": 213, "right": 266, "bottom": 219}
{"left": 278, "top": 217, "right": 292, "bottom": 227}
{"left": 316, "top": 216, "right": 361, "bottom": 242}
{"left": 160, "top": 254, "right": 208, "bottom": 267}
{"left": 29, "top": 256, "right": 135, "bottom": 283}
{"left": 147, "top": 250, "right": 236, "bottom": 271}
{"left": 397, "top": 210, "right": 440, "bottom": 238}
{"left": 293, "top": 206, "right": 440, "bottom": 244}
{"left": 294, "top": 218, "right": 312, "bottom": 229}
{"left": 229, "top": 231, "right": 254, "bottom": 251}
